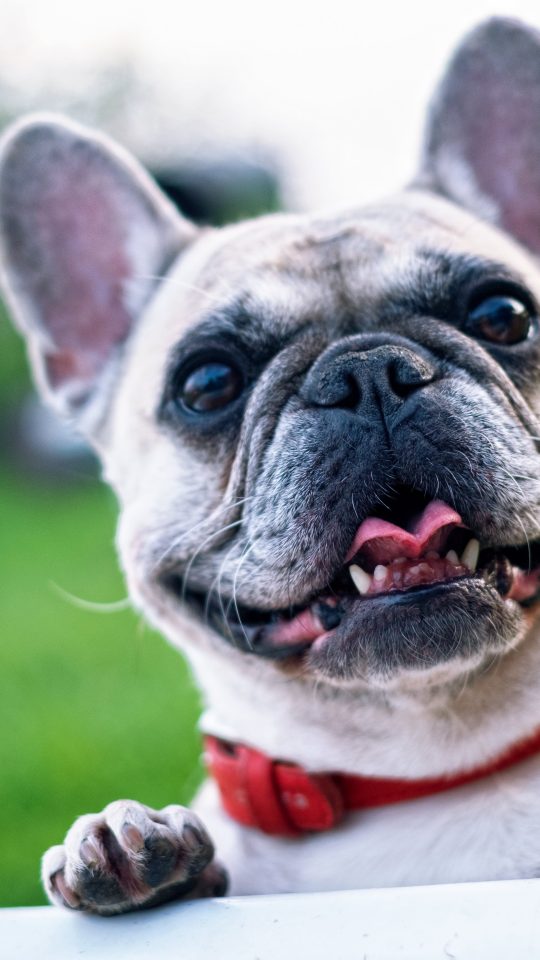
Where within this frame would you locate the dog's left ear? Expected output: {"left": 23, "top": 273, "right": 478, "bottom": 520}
{"left": 419, "top": 17, "right": 540, "bottom": 253}
{"left": 0, "top": 114, "right": 196, "bottom": 431}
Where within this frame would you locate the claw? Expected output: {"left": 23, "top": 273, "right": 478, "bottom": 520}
{"left": 80, "top": 835, "right": 107, "bottom": 871}
{"left": 52, "top": 871, "right": 81, "bottom": 909}
{"left": 121, "top": 822, "right": 145, "bottom": 853}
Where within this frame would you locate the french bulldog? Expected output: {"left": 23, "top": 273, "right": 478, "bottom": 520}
{"left": 2, "top": 16, "right": 540, "bottom": 915}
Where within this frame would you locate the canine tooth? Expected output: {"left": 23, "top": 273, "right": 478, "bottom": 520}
{"left": 349, "top": 564, "right": 372, "bottom": 595}
{"left": 446, "top": 550, "right": 459, "bottom": 564}
{"left": 374, "top": 564, "right": 387, "bottom": 582}
{"left": 461, "top": 538, "right": 480, "bottom": 572}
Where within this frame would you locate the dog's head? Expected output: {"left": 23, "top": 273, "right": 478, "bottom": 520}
{"left": 2, "top": 18, "right": 540, "bottom": 692}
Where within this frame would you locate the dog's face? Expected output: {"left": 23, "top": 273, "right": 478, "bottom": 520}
{"left": 2, "top": 18, "right": 540, "bottom": 692}
{"left": 108, "top": 192, "right": 540, "bottom": 690}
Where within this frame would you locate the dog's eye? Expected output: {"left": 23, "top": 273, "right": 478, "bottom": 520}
{"left": 466, "top": 293, "right": 534, "bottom": 345}
{"left": 177, "top": 361, "right": 243, "bottom": 413}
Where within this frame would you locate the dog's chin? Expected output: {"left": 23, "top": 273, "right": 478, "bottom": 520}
{"left": 303, "top": 579, "right": 524, "bottom": 686}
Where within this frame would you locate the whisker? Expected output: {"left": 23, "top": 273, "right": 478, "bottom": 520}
{"left": 50, "top": 582, "right": 131, "bottom": 613}
{"left": 230, "top": 540, "right": 258, "bottom": 649}
{"left": 152, "top": 495, "right": 254, "bottom": 572}
{"left": 204, "top": 538, "right": 242, "bottom": 634}
{"left": 180, "top": 518, "right": 245, "bottom": 604}
{"left": 515, "top": 515, "right": 533, "bottom": 573}
{"left": 136, "top": 273, "right": 223, "bottom": 305}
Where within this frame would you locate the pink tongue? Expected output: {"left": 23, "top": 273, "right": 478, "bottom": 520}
{"left": 346, "top": 500, "right": 463, "bottom": 566}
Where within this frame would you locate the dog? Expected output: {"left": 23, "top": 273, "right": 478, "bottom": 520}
{"left": 2, "top": 16, "right": 540, "bottom": 915}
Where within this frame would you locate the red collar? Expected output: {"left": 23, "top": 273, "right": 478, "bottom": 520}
{"left": 204, "top": 728, "right": 540, "bottom": 836}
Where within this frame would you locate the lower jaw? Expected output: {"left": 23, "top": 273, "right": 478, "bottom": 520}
{"left": 203, "top": 572, "right": 535, "bottom": 681}
{"left": 168, "top": 549, "right": 540, "bottom": 681}
{"left": 303, "top": 578, "right": 524, "bottom": 679}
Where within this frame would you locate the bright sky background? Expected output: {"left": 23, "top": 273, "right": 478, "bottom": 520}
{"left": 2, "top": 1, "right": 540, "bottom": 209}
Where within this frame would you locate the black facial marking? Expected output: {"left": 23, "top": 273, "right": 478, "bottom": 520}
{"left": 157, "top": 300, "right": 307, "bottom": 444}
{"left": 382, "top": 251, "right": 537, "bottom": 343}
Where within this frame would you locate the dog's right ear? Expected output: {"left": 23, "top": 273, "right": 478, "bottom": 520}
{"left": 0, "top": 114, "right": 196, "bottom": 434}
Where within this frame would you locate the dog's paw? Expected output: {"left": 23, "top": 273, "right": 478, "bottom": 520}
{"left": 42, "top": 800, "right": 228, "bottom": 915}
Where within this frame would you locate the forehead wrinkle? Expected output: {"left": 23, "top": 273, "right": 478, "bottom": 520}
{"left": 194, "top": 239, "right": 405, "bottom": 335}
{"left": 190, "top": 206, "right": 403, "bottom": 293}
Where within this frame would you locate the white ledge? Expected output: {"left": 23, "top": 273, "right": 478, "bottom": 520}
{"left": 2, "top": 878, "right": 540, "bottom": 959}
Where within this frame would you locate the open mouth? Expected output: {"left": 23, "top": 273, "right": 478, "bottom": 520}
{"left": 169, "top": 489, "right": 540, "bottom": 661}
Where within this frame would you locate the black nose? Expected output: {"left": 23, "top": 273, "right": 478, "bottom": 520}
{"left": 301, "top": 340, "right": 437, "bottom": 411}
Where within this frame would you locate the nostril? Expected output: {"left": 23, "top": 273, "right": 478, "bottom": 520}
{"left": 336, "top": 372, "right": 361, "bottom": 409}
{"left": 308, "top": 370, "right": 361, "bottom": 408}
{"left": 387, "top": 356, "right": 434, "bottom": 399}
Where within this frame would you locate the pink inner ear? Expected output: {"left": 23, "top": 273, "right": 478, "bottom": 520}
{"left": 466, "top": 88, "right": 540, "bottom": 253}
{"left": 35, "top": 159, "right": 133, "bottom": 389}
{"left": 426, "top": 21, "right": 540, "bottom": 255}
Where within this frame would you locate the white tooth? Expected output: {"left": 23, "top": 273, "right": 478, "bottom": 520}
{"left": 349, "top": 564, "right": 372, "bottom": 595}
{"left": 374, "top": 564, "right": 387, "bottom": 582}
{"left": 461, "top": 538, "right": 480, "bottom": 572}
{"left": 446, "top": 550, "right": 459, "bottom": 564}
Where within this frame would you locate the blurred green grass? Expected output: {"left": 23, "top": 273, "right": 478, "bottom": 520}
{"left": 0, "top": 322, "right": 202, "bottom": 907}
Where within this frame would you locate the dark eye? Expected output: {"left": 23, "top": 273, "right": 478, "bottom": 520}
{"left": 466, "top": 293, "right": 534, "bottom": 345}
{"left": 177, "top": 361, "right": 243, "bottom": 413}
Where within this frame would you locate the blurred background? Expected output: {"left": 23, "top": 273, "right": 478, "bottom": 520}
{"left": 2, "top": 0, "right": 540, "bottom": 907}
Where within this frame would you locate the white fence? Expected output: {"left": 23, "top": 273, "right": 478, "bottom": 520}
{"left": 2, "top": 878, "right": 540, "bottom": 959}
